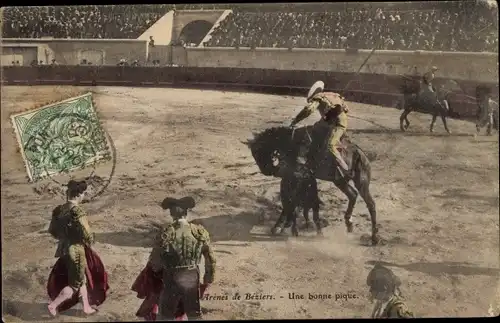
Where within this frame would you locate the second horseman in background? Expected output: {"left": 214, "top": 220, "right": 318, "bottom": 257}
{"left": 132, "top": 196, "right": 216, "bottom": 321}
{"left": 423, "top": 65, "right": 450, "bottom": 112}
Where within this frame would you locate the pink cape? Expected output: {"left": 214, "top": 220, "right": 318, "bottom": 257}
{"left": 131, "top": 263, "right": 208, "bottom": 321}
{"left": 47, "top": 246, "right": 110, "bottom": 313}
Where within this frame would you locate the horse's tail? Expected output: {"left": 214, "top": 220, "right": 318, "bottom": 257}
{"left": 352, "top": 142, "right": 377, "bottom": 163}
{"left": 352, "top": 144, "right": 372, "bottom": 184}
{"left": 444, "top": 98, "right": 460, "bottom": 118}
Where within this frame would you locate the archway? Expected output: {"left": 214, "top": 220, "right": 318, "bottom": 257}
{"left": 178, "top": 20, "right": 213, "bottom": 46}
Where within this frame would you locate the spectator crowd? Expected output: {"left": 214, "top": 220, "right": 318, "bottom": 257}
{"left": 3, "top": 2, "right": 498, "bottom": 52}
{"left": 206, "top": 2, "right": 498, "bottom": 52}
{"left": 3, "top": 5, "right": 178, "bottom": 39}
{"left": 2, "top": 4, "right": 233, "bottom": 39}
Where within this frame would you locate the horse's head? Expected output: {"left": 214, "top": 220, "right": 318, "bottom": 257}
{"left": 245, "top": 126, "right": 299, "bottom": 177}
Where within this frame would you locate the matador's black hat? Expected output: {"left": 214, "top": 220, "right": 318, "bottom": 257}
{"left": 367, "top": 263, "right": 401, "bottom": 293}
{"left": 161, "top": 196, "right": 196, "bottom": 211}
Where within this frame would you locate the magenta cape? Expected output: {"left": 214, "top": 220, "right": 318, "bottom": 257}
{"left": 131, "top": 262, "right": 208, "bottom": 321}
{"left": 47, "top": 246, "right": 110, "bottom": 313}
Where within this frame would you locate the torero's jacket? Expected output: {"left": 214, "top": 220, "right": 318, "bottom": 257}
{"left": 373, "top": 295, "right": 414, "bottom": 318}
{"left": 148, "top": 220, "right": 216, "bottom": 281}
{"left": 48, "top": 202, "right": 95, "bottom": 257}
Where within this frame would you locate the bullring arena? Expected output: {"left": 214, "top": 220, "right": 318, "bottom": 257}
{"left": 1, "top": 85, "right": 499, "bottom": 321}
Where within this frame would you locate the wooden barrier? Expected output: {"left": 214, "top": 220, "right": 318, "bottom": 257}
{"left": 2, "top": 66, "right": 497, "bottom": 119}
{"left": 185, "top": 47, "right": 499, "bottom": 84}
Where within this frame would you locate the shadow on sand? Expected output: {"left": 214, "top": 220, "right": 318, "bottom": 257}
{"left": 95, "top": 211, "right": 291, "bottom": 248}
{"left": 190, "top": 210, "right": 290, "bottom": 243}
{"left": 96, "top": 186, "right": 336, "bottom": 248}
{"left": 2, "top": 299, "right": 81, "bottom": 321}
{"left": 351, "top": 128, "right": 472, "bottom": 137}
{"left": 432, "top": 188, "right": 499, "bottom": 207}
{"left": 94, "top": 222, "right": 163, "bottom": 248}
{"left": 419, "top": 162, "right": 496, "bottom": 177}
{"left": 95, "top": 192, "right": 292, "bottom": 248}
{"left": 365, "top": 260, "right": 499, "bottom": 277}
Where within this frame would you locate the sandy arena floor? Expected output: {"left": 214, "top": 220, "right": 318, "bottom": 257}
{"left": 1, "top": 86, "right": 499, "bottom": 321}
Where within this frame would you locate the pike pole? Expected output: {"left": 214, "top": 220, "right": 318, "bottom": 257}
{"left": 337, "top": 38, "right": 391, "bottom": 123}
{"left": 340, "top": 38, "right": 389, "bottom": 96}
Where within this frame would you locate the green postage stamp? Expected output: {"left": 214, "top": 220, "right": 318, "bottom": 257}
{"left": 10, "top": 92, "right": 112, "bottom": 182}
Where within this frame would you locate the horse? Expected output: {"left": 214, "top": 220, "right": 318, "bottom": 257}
{"left": 398, "top": 80, "right": 459, "bottom": 134}
{"left": 272, "top": 163, "right": 323, "bottom": 237}
{"left": 247, "top": 122, "right": 379, "bottom": 245}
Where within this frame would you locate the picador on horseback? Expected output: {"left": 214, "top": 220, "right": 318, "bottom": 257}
{"left": 399, "top": 64, "right": 455, "bottom": 133}
{"left": 289, "top": 81, "right": 351, "bottom": 179}
{"left": 422, "top": 66, "right": 450, "bottom": 112}
{"left": 247, "top": 80, "right": 379, "bottom": 245}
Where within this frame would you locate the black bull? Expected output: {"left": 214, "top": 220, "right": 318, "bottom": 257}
{"left": 246, "top": 124, "right": 379, "bottom": 245}
{"left": 272, "top": 164, "right": 323, "bottom": 237}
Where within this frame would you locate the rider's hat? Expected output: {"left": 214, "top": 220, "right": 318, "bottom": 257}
{"left": 431, "top": 66, "right": 438, "bottom": 71}
{"left": 161, "top": 196, "right": 196, "bottom": 211}
{"left": 307, "top": 81, "right": 325, "bottom": 101}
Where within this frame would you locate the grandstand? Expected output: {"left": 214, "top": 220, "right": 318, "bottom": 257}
{"left": 2, "top": 2, "right": 498, "bottom": 52}
{"left": 206, "top": 8, "right": 498, "bottom": 51}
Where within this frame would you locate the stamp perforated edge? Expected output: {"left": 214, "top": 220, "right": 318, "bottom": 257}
{"left": 9, "top": 91, "right": 113, "bottom": 182}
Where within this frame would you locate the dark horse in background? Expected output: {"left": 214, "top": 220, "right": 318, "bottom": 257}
{"left": 398, "top": 76, "right": 460, "bottom": 133}
{"left": 247, "top": 121, "right": 379, "bottom": 245}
